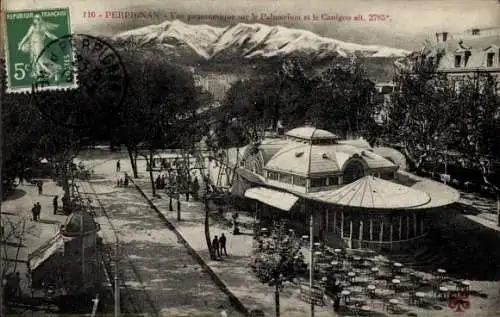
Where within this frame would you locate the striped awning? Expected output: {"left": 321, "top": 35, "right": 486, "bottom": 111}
{"left": 244, "top": 187, "right": 298, "bottom": 211}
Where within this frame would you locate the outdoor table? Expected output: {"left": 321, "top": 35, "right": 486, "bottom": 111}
{"left": 331, "top": 260, "right": 342, "bottom": 270}
{"left": 348, "top": 272, "right": 356, "bottom": 283}
{"left": 410, "top": 273, "right": 421, "bottom": 284}
{"left": 391, "top": 279, "right": 401, "bottom": 292}
{"left": 386, "top": 299, "right": 400, "bottom": 312}
{"left": 302, "top": 235, "right": 309, "bottom": 240}
{"left": 393, "top": 262, "right": 403, "bottom": 275}
{"left": 370, "top": 267, "right": 379, "bottom": 276}
{"left": 438, "top": 286, "right": 449, "bottom": 300}
{"left": 360, "top": 305, "right": 371, "bottom": 314}
{"left": 341, "top": 290, "right": 351, "bottom": 304}
{"left": 334, "top": 248, "right": 342, "bottom": 258}
{"left": 314, "top": 251, "right": 323, "bottom": 256}
{"left": 367, "top": 284, "right": 376, "bottom": 297}
{"left": 320, "top": 277, "right": 328, "bottom": 286}
{"left": 314, "top": 242, "right": 322, "bottom": 248}
{"left": 415, "top": 292, "right": 425, "bottom": 306}
{"left": 459, "top": 281, "right": 470, "bottom": 295}
{"left": 353, "top": 256, "right": 362, "bottom": 266}
{"left": 437, "top": 268, "right": 447, "bottom": 281}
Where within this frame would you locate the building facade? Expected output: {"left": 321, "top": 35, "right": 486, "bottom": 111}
{"left": 424, "top": 32, "right": 500, "bottom": 94}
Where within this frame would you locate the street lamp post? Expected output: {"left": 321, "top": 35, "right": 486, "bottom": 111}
{"left": 114, "top": 240, "right": 120, "bottom": 317}
{"left": 309, "top": 212, "right": 314, "bottom": 317}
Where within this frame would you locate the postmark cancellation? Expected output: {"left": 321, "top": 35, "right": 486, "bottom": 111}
{"left": 3, "top": 8, "right": 77, "bottom": 93}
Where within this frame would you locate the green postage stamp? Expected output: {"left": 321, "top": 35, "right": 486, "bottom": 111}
{"left": 4, "top": 8, "right": 76, "bottom": 93}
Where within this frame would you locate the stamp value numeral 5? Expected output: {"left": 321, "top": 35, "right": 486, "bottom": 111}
{"left": 14, "top": 63, "right": 30, "bottom": 81}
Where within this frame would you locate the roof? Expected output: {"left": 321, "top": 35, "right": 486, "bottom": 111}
{"left": 308, "top": 176, "right": 431, "bottom": 209}
{"left": 372, "top": 146, "right": 407, "bottom": 170}
{"left": 409, "top": 178, "right": 460, "bottom": 209}
{"left": 28, "top": 234, "right": 64, "bottom": 271}
{"left": 244, "top": 187, "right": 298, "bottom": 211}
{"left": 62, "top": 211, "right": 100, "bottom": 236}
{"left": 265, "top": 143, "right": 397, "bottom": 176}
{"left": 285, "top": 126, "right": 339, "bottom": 141}
{"left": 258, "top": 138, "right": 292, "bottom": 164}
{"left": 437, "top": 48, "right": 493, "bottom": 70}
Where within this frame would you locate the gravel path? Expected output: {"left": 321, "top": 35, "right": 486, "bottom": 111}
{"left": 81, "top": 179, "right": 243, "bottom": 317}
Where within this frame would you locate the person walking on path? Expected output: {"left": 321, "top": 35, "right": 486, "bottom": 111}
{"left": 212, "top": 236, "right": 220, "bottom": 258}
{"left": 31, "top": 204, "right": 37, "bottom": 221}
{"left": 36, "top": 202, "right": 41, "bottom": 221}
{"left": 116, "top": 160, "right": 121, "bottom": 172}
{"left": 219, "top": 233, "right": 227, "bottom": 256}
{"left": 37, "top": 181, "right": 43, "bottom": 195}
{"left": 53, "top": 196, "right": 58, "bottom": 214}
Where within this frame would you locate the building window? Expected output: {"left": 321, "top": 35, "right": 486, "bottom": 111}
{"left": 293, "top": 176, "right": 306, "bottom": 186}
{"left": 310, "top": 178, "right": 328, "bottom": 187}
{"left": 280, "top": 173, "right": 293, "bottom": 184}
{"left": 268, "top": 171, "right": 279, "bottom": 181}
{"left": 487, "top": 53, "right": 494, "bottom": 67}
{"left": 455, "top": 55, "right": 461, "bottom": 67}
{"left": 328, "top": 177, "right": 339, "bottom": 185}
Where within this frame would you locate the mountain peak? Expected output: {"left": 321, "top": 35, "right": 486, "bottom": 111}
{"left": 113, "top": 20, "right": 411, "bottom": 61}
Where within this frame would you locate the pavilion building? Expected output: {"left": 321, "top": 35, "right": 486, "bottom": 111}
{"left": 233, "top": 126, "right": 460, "bottom": 251}
{"left": 28, "top": 210, "right": 102, "bottom": 294}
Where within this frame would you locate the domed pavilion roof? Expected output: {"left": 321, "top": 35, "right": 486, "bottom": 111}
{"left": 265, "top": 143, "right": 397, "bottom": 176}
{"left": 61, "top": 210, "right": 100, "bottom": 236}
{"left": 308, "top": 176, "right": 431, "bottom": 209}
{"left": 285, "top": 126, "right": 340, "bottom": 141}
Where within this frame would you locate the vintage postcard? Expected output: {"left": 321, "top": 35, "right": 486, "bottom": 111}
{"left": 0, "top": 0, "right": 499, "bottom": 317}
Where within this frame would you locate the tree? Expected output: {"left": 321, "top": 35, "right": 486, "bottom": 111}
{"left": 307, "top": 61, "right": 378, "bottom": 137}
{"left": 387, "top": 54, "right": 456, "bottom": 172}
{"left": 448, "top": 73, "right": 500, "bottom": 224}
{"left": 252, "top": 222, "right": 305, "bottom": 317}
{"left": 36, "top": 121, "right": 83, "bottom": 211}
{"left": 116, "top": 50, "right": 200, "bottom": 191}
{"left": 217, "top": 57, "right": 378, "bottom": 142}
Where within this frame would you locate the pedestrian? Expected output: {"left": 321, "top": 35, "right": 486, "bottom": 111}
{"left": 219, "top": 233, "right": 227, "bottom": 256}
{"left": 212, "top": 236, "right": 220, "bottom": 258}
{"left": 31, "top": 204, "right": 37, "bottom": 221}
{"left": 124, "top": 175, "right": 129, "bottom": 187}
{"left": 37, "top": 181, "right": 43, "bottom": 195}
{"left": 116, "top": 160, "right": 120, "bottom": 172}
{"left": 191, "top": 176, "right": 200, "bottom": 200}
{"left": 13, "top": 272, "right": 21, "bottom": 297}
{"left": 36, "top": 202, "right": 41, "bottom": 220}
{"left": 53, "top": 196, "right": 58, "bottom": 214}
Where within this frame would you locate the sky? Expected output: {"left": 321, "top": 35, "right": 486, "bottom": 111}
{"left": 3, "top": 0, "right": 500, "bottom": 50}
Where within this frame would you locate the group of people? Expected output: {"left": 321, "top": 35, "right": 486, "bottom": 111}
{"left": 211, "top": 233, "right": 228, "bottom": 258}
{"left": 117, "top": 177, "right": 129, "bottom": 187}
{"left": 31, "top": 202, "right": 42, "bottom": 221}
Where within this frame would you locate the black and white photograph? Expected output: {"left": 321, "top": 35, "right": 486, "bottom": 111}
{"left": 1, "top": 0, "right": 500, "bottom": 316}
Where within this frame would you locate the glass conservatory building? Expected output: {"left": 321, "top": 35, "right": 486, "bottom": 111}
{"left": 233, "top": 126, "right": 460, "bottom": 251}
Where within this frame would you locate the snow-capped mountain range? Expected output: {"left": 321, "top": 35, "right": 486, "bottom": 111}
{"left": 112, "top": 20, "right": 410, "bottom": 61}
